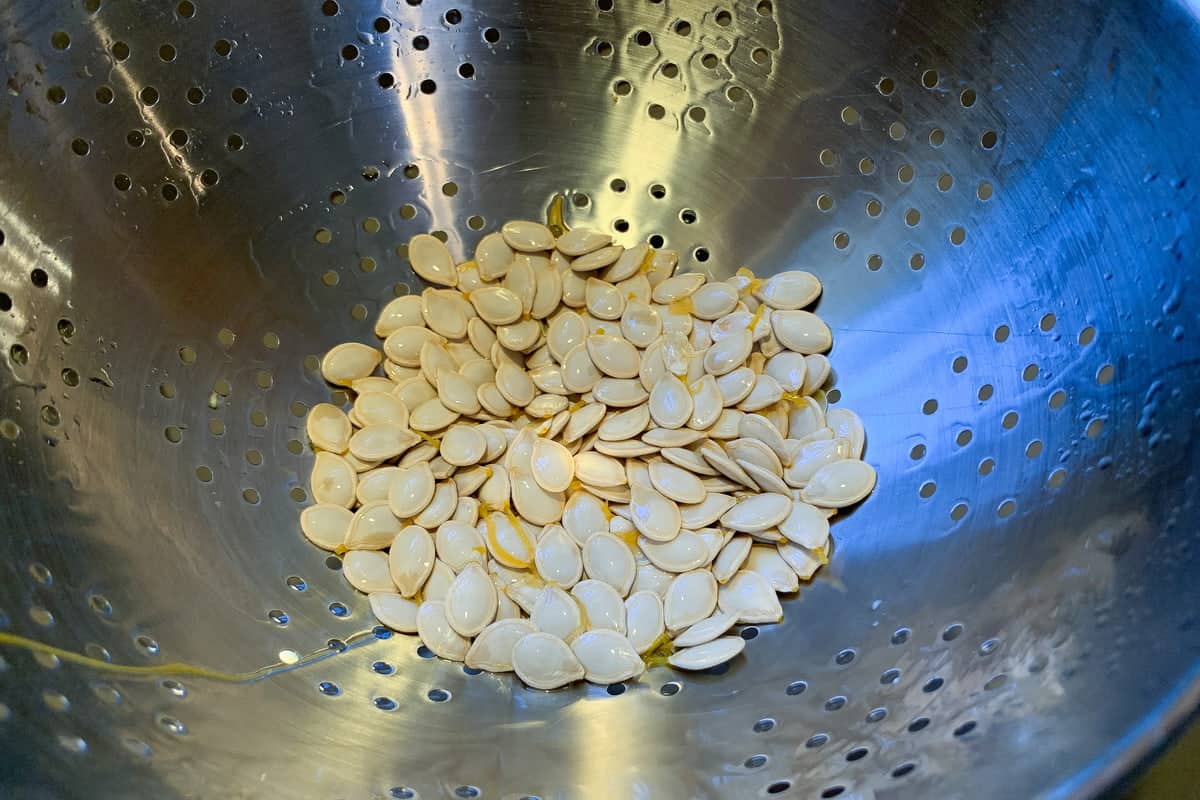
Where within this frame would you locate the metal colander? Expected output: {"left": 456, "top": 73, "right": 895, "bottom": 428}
{"left": 2, "top": 0, "right": 1198, "bottom": 798}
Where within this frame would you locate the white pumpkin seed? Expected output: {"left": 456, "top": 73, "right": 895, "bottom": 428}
{"left": 726, "top": 438, "right": 782, "bottom": 476}
{"left": 582, "top": 533, "right": 636, "bottom": 596}
{"left": 632, "top": 561, "right": 675, "bottom": 599}
{"left": 647, "top": 460, "right": 707, "bottom": 504}
{"left": 712, "top": 535, "right": 753, "bottom": 583}
{"left": 571, "top": 579, "right": 626, "bottom": 633}
{"left": 502, "top": 220, "right": 555, "bottom": 252}
{"left": 410, "top": 397, "right": 460, "bottom": 432}
{"left": 698, "top": 441, "right": 758, "bottom": 489}
{"left": 679, "top": 492, "right": 736, "bottom": 529}
{"left": 673, "top": 611, "right": 738, "bottom": 648}
{"left": 664, "top": 570, "right": 718, "bottom": 632}
{"left": 421, "top": 288, "right": 469, "bottom": 339}
{"left": 571, "top": 629, "right": 644, "bottom": 684}
{"left": 738, "top": 374, "right": 783, "bottom": 412}
{"left": 704, "top": 329, "right": 753, "bottom": 377}
{"left": 356, "top": 466, "right": 402, "bottom": 505}
{"left": 745, "top": 545, "right": 799, "bottom": 593}
{"left": 777, "top": 501, "right": 830, "bottom": 549}
{"left": 345, "top": 501, "right": 402, "bottom": 549}
{"left": 624, "top": 590, "right": 666, "bottom": 654}
{"left": 690, "top": 282, "right": 739, "bottom": 320}
{"left": 307, "top": 403, "right": 352, "bottom": 453}
{"left": 385, "top": 326, "right": 444, "bottom": 368}
{"left": 742, "top": 461, "right": 791, "bottom": 494}
{"left": 598, "top": 403, "right": 651, "bottom": 442}
{"left": 482, "top": 511, "right": 536, "bottom": 568}
{"left": 512, "top": 631, "right": 585, "bottom": 689}
{"left": 771, "top": 310, "right": 833, "bottom": 354}
{"left": 389, "top": 525, "right": 435, "bottom": 597}
{"left": 300, "top": 504, "right": 353, "bottom": 551}
{"left": 586, "top": 335, "right": 640, "bottom": 378}
{"left": 453, "top": 496, "right": 481, "bottom": 526}
{"left": 437, "top": 424, "right": 484, "bottom": 467}
{"left": 668, "top": 636, "right": 745, "bottom": 670}
{"left": 620, "top": 300, "right": 662, "bottom": 348}
{"left": 527, "top": 393, "right": 568, "bottom": 419}
{"left": 547, "top": 311, "right": 587, "bottom": 363}
{"left": 351, "top": 376, "right": 399, "bottom": 396}
{"left": 468, "top": 286, "right": 523, "bottom": 326}
{"left": 531, "top": 260, "right": 564, "bottom": 319}
{"left": 592, "top": 378, "right": 649, "bottom": 407}
{"left": 716, "top": 367, "right": 756, "bottom": 407}
{"left": 660, "top": 447, "right": 718, "bottom": 476}
{"left": 311, "top": 452, "right": 357, "bottom": 508}
{"left": 349, "top": 423, "right": 420, "bottom": 463}
{"left": 452, "top": 465, "right": 491, "bottom": 497}
{"left": 574, "top": 451, "right": 626, "bottom": 487}
{"left": 534, "top": 525, "right": 583, "bottom": 588}
{"left": 571, "top": 245, "right": 624, "bottom": 272}
{"left": 445, "top": 563, "right": 498, "bottom": 637}
{"left": 409, "top": 234, "right": 458, "bottom": 287}
{"left": 561, "top": 490, "right": 611, "bottom": 546}
{"left": 369, "top": 592, "right": 419, "bottom": 632}
{"left": 556, "top": 227, "right": 612, "bottom": 257}
{"left": 800, "top": 459, "right": 876, "bottom": 507}
{"left": 475, "top": 231, "right": 514, "bottom": 280}
{"left": 322, "top": 342, "right": 382, "bottom": 386}
{"left": 417, "top": 600, "right": 470, "bottom": 661}
{"left": 561, "top": 268, "right": 588, "bottom": 307}
{"left": 435, "top": 520, "right": 487, "bottom": 571}
{"left": 375, "top": 295, "right": 425, "bottom": 338}
{"left": 585, "top": 278, "right": 625, "bottom": 320}
{"left": 739, "top": 413, "right": 793, "bottom": 465}
{"left": 718, "top": 570, "right": 783, "bottom": 623}
{"left": 464, "top": 618, "right": 533, "bottom": 672}
{"left": 783, "top": 438, "right": 850, "bottom": 487}
{"left": 639, "top": 530, "right": 709, "bottom": 573}
{"left": 778, "top": 541, "right": 828, "bottom": 580}
{"left": 720, "top": 492, "right": 792, "bottom": 533}
{"left": 424, "top": 560, "right": 458, "bottom": 603}
{"left": 354, "top": 392, "right": 409, "bottom": 428}
{"left": 477, "top": 382, "right": 515, "bottom": 417}
{"left": 603, "top": 242, "right": 650, "bottom": 282}
{"left": 651, "top": 272, "right": 706, "bottom": 303}
{"left": 755, "top": 270, "right": 821, "bottom": 309}
{"left": 825, "top": 408, "right": 865, "bottom": 459}
{"left": 342, "top": 549, "right": 396, "bottom": 593}
{"left": 801, "top": 354, "right": 831, "bottom": 395}
{"left": 646, "top": 372, "right": 692, "bottom": 430}
{"left": 645, "top": 249, "right": 679, "bottom": 287}
{"left": 388, "top": 463, "right": 436, "bottom": 519}
{"left": 642, "top": 427, "right": 707, "bottom": 448}
{"left": 765, "top": 351, "right": 808, "bottom": 393}
{"left": 560, "top": 342, "right": 603, "bottom": 394}
{"left": 629, "top": 482, "right": 682, "bottom": 542}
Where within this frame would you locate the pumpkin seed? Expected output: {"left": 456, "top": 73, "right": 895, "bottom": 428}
{"left": 389, "top": 525, "right": 436, "bottom": 597}
{"left": 409, "top": 234, "right": 458, "bottom": 287}
{"left": 512, "top": 631, "right": 585, "bottom": 689}
{"left": 300, "top": 504, "right": 353, "bottom": 551}
{"left": 624, "top": 590, "right": 666, "bottom": 654}
{"left": 668, "top": 636, "right": 745, "bottom": 670}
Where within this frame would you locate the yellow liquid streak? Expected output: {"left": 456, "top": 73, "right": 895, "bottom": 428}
{"left": 0, "top": 627, "right": 381, "bottom": 685}
{"left": 546, "top": 195, "right": 569, "bottom": 237}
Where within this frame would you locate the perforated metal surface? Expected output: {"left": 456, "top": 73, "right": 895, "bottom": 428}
{"left": 1, "top": 1, "right": 1199, "bottom": 798}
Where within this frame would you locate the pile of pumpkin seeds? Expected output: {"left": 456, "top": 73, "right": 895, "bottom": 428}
{"left": 302, "top": 219, "right": 876, "bottom": 690}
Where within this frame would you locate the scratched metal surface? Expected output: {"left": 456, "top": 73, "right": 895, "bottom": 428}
{"left": 1, "top": 1, "right": 1199, "bottom": 799}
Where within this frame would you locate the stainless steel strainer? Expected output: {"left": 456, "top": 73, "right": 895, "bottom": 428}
{"left": 2, "top": 0, "right": 1198, "bottom": 798}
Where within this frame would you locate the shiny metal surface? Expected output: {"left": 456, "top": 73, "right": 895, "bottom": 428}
{"left": 1, "top": 1, "right": 1198, "bottom": 798}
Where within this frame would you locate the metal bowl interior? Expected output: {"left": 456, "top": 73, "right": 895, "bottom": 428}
{"left": 1, "top": 1, "right": 1199, "bottom": 799}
